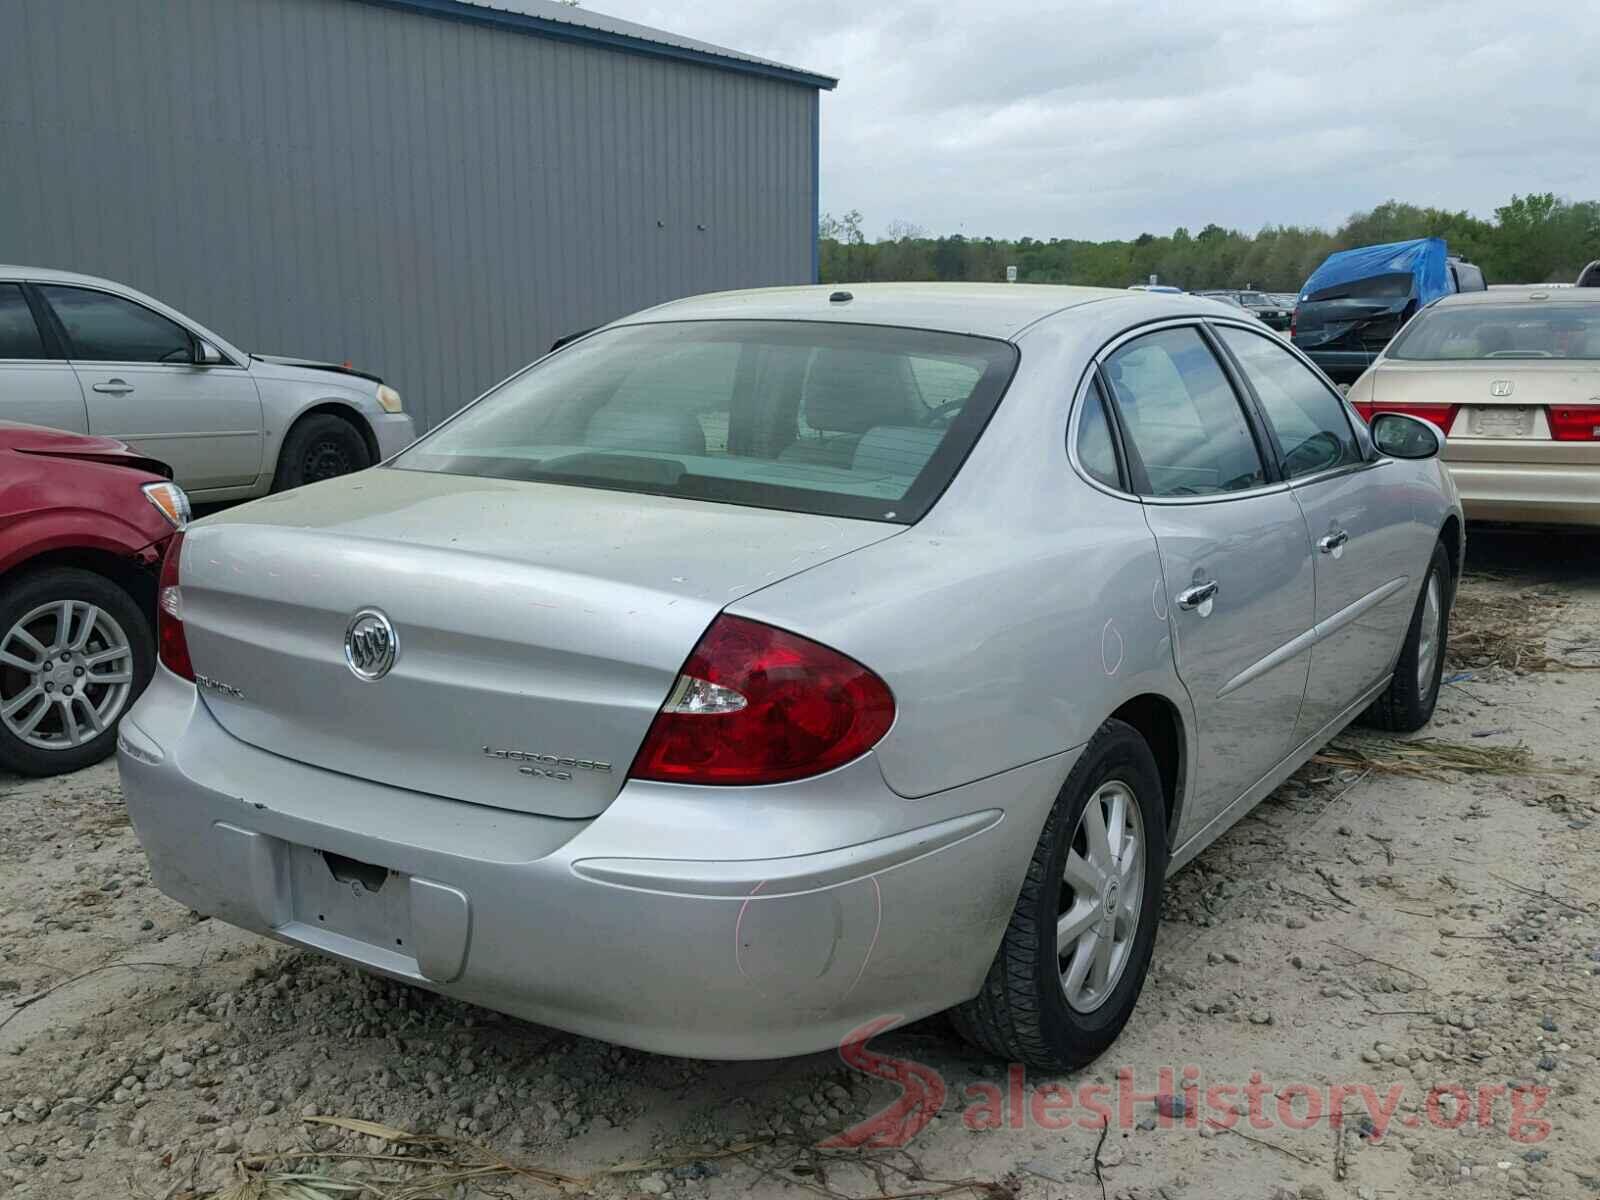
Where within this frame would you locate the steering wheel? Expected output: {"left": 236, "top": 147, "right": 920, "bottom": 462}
{"left": 922, "top": 400, "right": 965, "bottom": 428}
{"left": 1283, "top": 430, "right": 1343, "bottom": 476}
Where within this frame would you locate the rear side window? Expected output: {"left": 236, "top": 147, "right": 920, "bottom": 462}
{"left": 1075, "top": 381, "right": 1122, "bottom": 489}
{"left": 1102, "top": 327, "right": 1266, "bottom": 497}
{"left": 1215, "top": 326, "right": 1363, "bottom": 478}
{"left": 39, "top": 285, "right": 193, "bottom": 363}
{"left": 0, "top": 285, "right": 45, "bottom": 359}
{"left": 396, "top": 321, "right": 1018, "bottom": 524}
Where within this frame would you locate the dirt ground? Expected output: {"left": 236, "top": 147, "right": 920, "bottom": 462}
{"left": 2, "top": 528, "right": 1599, "bottom": 1200}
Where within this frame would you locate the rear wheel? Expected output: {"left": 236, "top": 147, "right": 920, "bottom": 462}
{"left": 951, "top": 718, "right": 1168, "bottom": 1070}
{"left": 1363, "top": 540, "right": 1452, "bottom": 732}
{"left": 0, "top": 569, "right": 154, "bottom": 776}
{"left": 272, "top": 414, "right": 371, "bottom": 491}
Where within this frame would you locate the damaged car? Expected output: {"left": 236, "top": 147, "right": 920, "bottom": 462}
{"left": 120, "top": 285, "right": 1462, "bottom": 1069}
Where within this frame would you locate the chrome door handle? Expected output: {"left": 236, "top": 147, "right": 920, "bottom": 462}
{"left": 1176, "top": 581, "right": 1219, "bottom": 611}
{"left": 91, "top": 379, "right": 133, "bottom": 395}
{"left": 1318, "top": 530, "right": 1350, "bottom": 555}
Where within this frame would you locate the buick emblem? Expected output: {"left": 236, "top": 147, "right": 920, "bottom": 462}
{"left": 344, "top": 609, "right": 397, "bottom": 681}
{"left": 1489, "top": 379, "right": 1514, "bottom": 397}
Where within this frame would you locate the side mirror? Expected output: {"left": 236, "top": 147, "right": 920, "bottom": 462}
{"left": 1370, "top": 412, "right": 1444, "bottom": 460}
{"left": 195, "top": 339, "right": 227, "bottom": 365}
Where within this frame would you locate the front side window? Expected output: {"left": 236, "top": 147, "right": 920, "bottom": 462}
{"left": 39, "top": 285, "right": 194, "bottom": 364}
{"left": 1102, "top": 327, "right": 1266, "bottom": 497}
{"left": 395, "top": 321, "right": 1018, "bottom": 524}
{"left": 0, "top": 285, "right": 45, "bottom": 359}
{"left": 1216, "top": 326, "right": 1363, "bottom": 478}
{"left": 1387, "top": 303, "right": 1600, "bottom": 361}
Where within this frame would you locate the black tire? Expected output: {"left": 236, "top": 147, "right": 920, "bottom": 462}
{"left": 272, "top": 413, "right": 372, "bottom": 491}
{"left": 0, "top": 568, "right": 155, "bottom": 777}
{"left": 1363, "top": 539, "right": 1452, "bottom": 732}
{"left": 951, "top": 718, "right": 1168, "bottom": 1070}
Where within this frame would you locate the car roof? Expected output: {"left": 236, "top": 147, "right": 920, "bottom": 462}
{"left": 614, "top": 283, "right": 1235, "bottom": 340}
{"left": 1434, "top": 285, "right": 1600, "bottom": 307}
{"left": 0, "top": 264, "right": 128, "bottom": 288}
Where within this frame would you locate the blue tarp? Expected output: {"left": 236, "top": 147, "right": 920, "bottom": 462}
{"left": 1300, "top": 237, "right": 1452, "bottom": 306}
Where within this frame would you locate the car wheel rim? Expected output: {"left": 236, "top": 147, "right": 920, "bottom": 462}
{"left": 1059, "top": 779, "right": 1145, "bottom": 1014}
{"left": 1416, "top": 572, "right": 1443, "bottom": 695}
{"left": 0, "top": 600, "right": 134, "bottom": 751}
{"left": 303, "top": 440, "right": 352, "bottom": 482}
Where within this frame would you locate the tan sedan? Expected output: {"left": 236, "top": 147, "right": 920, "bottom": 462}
{"left": 1348, "top": 287, "right": 1600, "bottom": 525}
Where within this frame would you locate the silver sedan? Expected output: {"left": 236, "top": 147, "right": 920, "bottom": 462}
{"left": 119, "top": 285, "right": 1461, "bottom": 1068}
{"left": 0, "top": 266, "right": 416, "bottom": 500}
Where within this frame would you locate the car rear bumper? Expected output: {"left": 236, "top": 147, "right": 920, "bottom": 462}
{"left": 118, "top": 666, "right": 1071, "bottom": 1059}
{"left": 1449, "top": 454, "right": 1600, "bottom": 526}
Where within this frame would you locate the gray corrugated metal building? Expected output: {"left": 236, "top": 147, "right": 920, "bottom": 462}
{"left": 0, "top": 0, "right": 835, "bottom": 431}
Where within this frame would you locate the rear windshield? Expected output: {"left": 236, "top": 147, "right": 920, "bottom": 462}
{"left": 1304, "top": 273, "right": 1414, "bottom": 305}
{"left": 1388, "top": 304, "right": 1600, "bottom": 360}
{"left": 393, "top": 321, "right": 1018, "bottom": 524}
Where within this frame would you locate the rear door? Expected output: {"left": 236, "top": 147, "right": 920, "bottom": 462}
{"left": 1101, "top": 324, "right": 1315, "bottom": 828}
{"left": 1213, "top": 323, "right": 1419, "bottom": 740}
{"left": 0, "top": 283, "right": 89, "bottom": 432}
{"left": 36, "top": 284, "right": 264, "bottom": 491}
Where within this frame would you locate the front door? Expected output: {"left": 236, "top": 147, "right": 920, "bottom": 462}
{"left": 1102, "top": 325, "right": 1315, "bottom": 830}
{"left": 37, "top": 284, "right": 264, "bottom": 492}
{"left": 0, "top": 284, "right": 88, "bottom": 433}
{"left": 1212, "top": 324, "right": 1419, "bottom": 739}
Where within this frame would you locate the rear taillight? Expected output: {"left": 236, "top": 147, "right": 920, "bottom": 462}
{"left": 1352, "top": 401, "right": 1460, "bottom": 434}
{"left": 157, "top": 531, "right": 194, "bottom": 681}
{"left": 1289, "top": 311, "right": 1297, "bottom": 340}
{"left": 629, "top": 615, "right": 895, "bottom": 786}
{"left": 1548, "top": 406, "right": 1600, "bottom": 441}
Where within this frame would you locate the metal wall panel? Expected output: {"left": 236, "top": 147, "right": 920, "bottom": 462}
{"left": 0, "top": 0, "right": 820, "bottom": 433}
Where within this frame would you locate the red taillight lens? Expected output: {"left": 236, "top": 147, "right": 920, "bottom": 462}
{"left": 1549, "top": 406, "right": 1600, "bottom": 441}
{"left": 156, "top": 531, "right": 194, "bottom": 681}
{"left": 1352, "top": 401, "right": 1459, "bottom": 434}
{"left": 629, "top": 615, "right": 896, "bottom": 786}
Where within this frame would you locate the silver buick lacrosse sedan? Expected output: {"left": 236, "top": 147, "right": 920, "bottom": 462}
{"left": 119, "top": 285, "right": 1461, "bottom": 1068}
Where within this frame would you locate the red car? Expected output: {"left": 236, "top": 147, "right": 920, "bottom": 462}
{"left": 0, "top": 422, "right": 188, "bottom": 775}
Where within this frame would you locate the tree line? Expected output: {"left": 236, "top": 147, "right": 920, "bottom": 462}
{"left": 818, "top": 194, "right": 1600, "bottom": 292}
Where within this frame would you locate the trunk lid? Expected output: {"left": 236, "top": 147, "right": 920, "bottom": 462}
{"left": 1373, "top": 359, "right": 1600, "bottom": 412}
{"left": 180, "top": 469, "right": 900, "bottom": 817}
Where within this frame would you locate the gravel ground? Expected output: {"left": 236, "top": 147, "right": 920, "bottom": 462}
{"left": 2, "top": 529, "right": 1599, "bottom": 1200}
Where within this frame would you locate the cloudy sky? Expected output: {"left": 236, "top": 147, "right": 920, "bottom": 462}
{"left": 600, "top": 0, "right": 1598, "bottom": 242}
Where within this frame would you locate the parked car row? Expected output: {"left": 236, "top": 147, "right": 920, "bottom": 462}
{"left": 1194, "top": 289, "right": 1292, "bottom": 330}
{"left": 1, "top": 267, "right": 416, "bottom": 501}
{"left": 111, "top": 283, "right": 1462, "bottom": 1071}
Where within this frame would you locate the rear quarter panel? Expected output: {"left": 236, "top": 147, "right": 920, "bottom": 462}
{"left": 730, "top": 315, "right": 1195, "bottom": 803}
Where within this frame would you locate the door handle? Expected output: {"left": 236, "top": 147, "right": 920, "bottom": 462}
{"left": 91, "top": 379, "right": 134, "bottom": 395}
{"left": 1176, "top": 580, "right": 1219, "bottom": 612}
{"left": 1319, "top": 530, "right": 1350, "bottom": 556}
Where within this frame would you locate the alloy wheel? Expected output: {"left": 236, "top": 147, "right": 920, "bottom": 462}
{"left": 1416, "top": 572, "right": 1443, "bottom": 694}
{"left": 0, "top": 600, "right": 135, "bottom": 751}
{"left": 1058, "top": 779, "right": 1147, "bottom": 1013}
